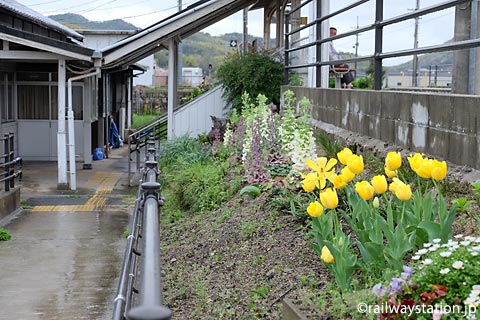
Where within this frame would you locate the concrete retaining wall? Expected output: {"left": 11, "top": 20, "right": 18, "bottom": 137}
{"left": 282, "top": 86, "right": 480, "bottom": 170}
{"left": 0, "top": 187, "right": 20, "bottom": 222}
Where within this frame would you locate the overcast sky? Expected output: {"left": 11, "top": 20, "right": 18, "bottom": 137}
{"left": 17, "top": 0, "right": 456, "bottom": 66}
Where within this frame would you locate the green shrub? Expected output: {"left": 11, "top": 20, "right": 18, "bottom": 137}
{"left": 0, "top": 227, "right": 11, "bottom": 241}
{"left": 167, "top": 161, "right": 232, "bottom": 213}
{"left": 158, "top": 135, "right": 210, "bottom": 169}
{"left": 216, "top": 53, "right": 284, "bottom": 113}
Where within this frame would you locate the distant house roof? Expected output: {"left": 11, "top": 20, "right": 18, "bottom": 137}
{"left": 0, "top": 0, "right": 83, "bottom": 41}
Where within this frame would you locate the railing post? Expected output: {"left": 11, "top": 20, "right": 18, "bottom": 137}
{"left": 315, "top": 0, "right": 322, "bottom": 88}
{"left": 127, "top": 182, "right": 171, "bottom": 320}
{"left": 4, "top": 133, "right": 9, "bottom": 192}
{"left": 374, "top": 0, "right": 384, "bottom": 90}
{"left": 9, "top": 132, "right": 14, "bottom": 189}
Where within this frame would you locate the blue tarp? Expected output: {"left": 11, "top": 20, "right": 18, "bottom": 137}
{"left": 110, "top": 120, "right": 122, "bottom": 148}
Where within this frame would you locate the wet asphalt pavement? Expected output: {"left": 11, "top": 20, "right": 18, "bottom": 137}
{"left": 0, "top": 147, "right": 132, "bottom": 320}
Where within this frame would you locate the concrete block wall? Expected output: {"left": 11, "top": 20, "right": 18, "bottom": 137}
{"left": 282, "top": 86, "right": 480, "bottom": 170}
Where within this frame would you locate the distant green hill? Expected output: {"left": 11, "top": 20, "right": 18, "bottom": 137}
{"left": 50, "top": 13, "right": 139, "bottom": 30}
{"left": 154, "top": 32, "right": 269, "bottom": 72}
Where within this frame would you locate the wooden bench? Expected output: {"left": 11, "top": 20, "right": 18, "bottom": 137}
{"left": 329, "top": 67, "right": 356, "bottom": 88}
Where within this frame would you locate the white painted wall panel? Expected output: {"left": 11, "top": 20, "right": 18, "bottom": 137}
{"left": 173, "top": 86, "right": 229, "bottom": 138}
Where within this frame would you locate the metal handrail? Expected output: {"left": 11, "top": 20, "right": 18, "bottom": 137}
{"left": 127, "top": 115, "right": 168, "bottom": 186}
{"left": 113, "top": 135, "right": 172, "bottom": 320}
{"left": 0, "top": 133, "right": 22, "bottom": 192}
{"left": 284, "top": 0, "right": 475, "bottom": 89}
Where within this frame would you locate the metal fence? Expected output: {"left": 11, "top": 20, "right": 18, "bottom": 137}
{"left": 0, "top": 133, "right": 22, "bottom": 192}
{"left": 113, "top": 134, "right": 172, "bottom": 320}
{"left": 284, "top": 0, "right": 480, "bottom": 90}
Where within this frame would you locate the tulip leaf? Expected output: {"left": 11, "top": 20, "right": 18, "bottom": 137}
{"left": 418, "top": 221, "right": 441, "bottom": 242}
{"left": 239, "top": 184, "right": 261, "bottom": 199}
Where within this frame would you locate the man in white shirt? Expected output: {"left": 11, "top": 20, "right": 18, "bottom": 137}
{"left": 329, "top": 27, "right": 354, "bottom": 88}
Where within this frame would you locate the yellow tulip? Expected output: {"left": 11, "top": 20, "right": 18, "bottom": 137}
{"left": 321, "top": 245, "right": 335, "bottom": 264}
{"left": 307, "top": 201, "right": 324, "bottom": 217}
{"left": 395, "top": 183, "right": 412, "bottom": 201}
{"left": 320, "top": 187, "right": 339, "bottom": 209}
{"left": 389, "top": 178, "right": 403, "bottom": 194}
{"left": 337, "top": 147, "right": 353, "bottom": 165}
{"left": 301, "top": 172, "right": 318, "bottom": 193}
{"left": 431, "top": 160, "right": 447, "bottom": 181}
{"left": 416, "top": 158, "right": 433, "bottom": 179}
{"left": 341, "top": 167, "right": 355, "bottom": 182}
{"left": 408, "top": 153, "right": 424, "bottom": 173}
{"left": 346, "top": 154, "right": 364, "bottom": 174}
{"left": 306, "top": 157, "right": 337, "bottom": 189}
{"left": 355, "top": 181, "right": 375, "bottom": 201}
{"left": 385, "top": 151, "right": 402, "bottom": 171}
{"left": 333, "top": 175, "right": 348, "bottom": 189}
{"left": 385, "top": 166, "right": 397, "bottom": 178}
{"left": 371, "top": 175, "right": 388, "bottom": 194}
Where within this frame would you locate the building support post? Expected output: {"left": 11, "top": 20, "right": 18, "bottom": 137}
{"left": 83, "top": 78, "right": 93, "bottom": 170}
{"left": 168, "top": 38, "right": 178, "bottom": 140}
{"left": 127, "top": 74, "right": 132, "bottom": 130}
{"left": 374, "top": 0, "right": 384, "bottom": 90}
{"left": 57, "top": 59, "right": 68, "bottom": 189}
{"left": 452, "top": 2, "right": 471, "bottom": 94}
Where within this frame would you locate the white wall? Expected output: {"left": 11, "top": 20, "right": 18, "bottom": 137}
{"left": 173, "top": 86, "right": 228, "bottom": 138}
{"left": 81, "top": 31, "right": 154, "bottom": 87}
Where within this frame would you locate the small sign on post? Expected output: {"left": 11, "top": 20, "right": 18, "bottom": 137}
{"left": 230, "top": 40, "right": 237, "bottom": 48}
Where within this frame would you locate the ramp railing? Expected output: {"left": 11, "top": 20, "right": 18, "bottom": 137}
{"left": 0, "top": 133, "right": 22, "bottom": 192}
{"left": 113, "top": 135, "right": 172, "bottom": 320}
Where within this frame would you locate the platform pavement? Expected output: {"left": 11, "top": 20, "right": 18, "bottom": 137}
{"left": 0, "top": 146, "right": 135, "bottom": 320}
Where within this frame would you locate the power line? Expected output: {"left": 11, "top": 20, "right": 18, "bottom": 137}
{"left": 43, "top": 0, "right": 104, "bottom": 15}
{"left": 28, "top": 0, "right": 63, "bottom": 6}
{"left": 77, "top": 0, "right": 120, "bottom": 14}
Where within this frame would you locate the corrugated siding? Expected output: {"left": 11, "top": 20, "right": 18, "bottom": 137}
{"left": 173, "top": 86, "right": 229, "bottom": 138}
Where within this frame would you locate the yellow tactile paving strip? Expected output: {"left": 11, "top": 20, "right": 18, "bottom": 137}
{"left": 32, "top": 172, "right": 123, "bottom": 212}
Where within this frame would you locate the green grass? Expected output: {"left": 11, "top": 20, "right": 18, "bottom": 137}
{"left": 0, "top": 227, "right": 12, "bottom": 241}
{"left": 132, "top": 114, "right": 160, "bottom": 129}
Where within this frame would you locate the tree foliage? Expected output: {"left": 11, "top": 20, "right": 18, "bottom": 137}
{"left": 216, "top": 53, "right": 284, "bottom": 112}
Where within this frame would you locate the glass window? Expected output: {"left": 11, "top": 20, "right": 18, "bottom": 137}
{"left": 17, "top": 72, "right": 49, "bottom": 81}
{"left": 51, "top": 85, "right": 83, "bottom": 120}
{"left": 17, "top": 85, "right": 49, "bottom": 119}
{"left": 1, "top": 73, "right": 15, "bottom": 122}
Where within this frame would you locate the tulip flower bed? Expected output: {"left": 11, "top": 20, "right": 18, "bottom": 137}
{"left": 158, "top": 89, "right": 479, "bottom": 319}
{"left": 301, "top": 149, "right": 456, "bottom": 291}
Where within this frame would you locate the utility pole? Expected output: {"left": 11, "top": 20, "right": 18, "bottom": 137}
{"left": 243, "top": 8, "right": 248, "bottom": 55}
{"left": 412, "top": 0, "right": 420, "bottom": 87}
{"left": 354, "top": 16, "right": 359, "bottom": 79}
{"left": 178, "top": 0, "right": 183, "bottom": 86}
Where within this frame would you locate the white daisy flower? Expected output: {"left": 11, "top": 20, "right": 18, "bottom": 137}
{"left": 432, "top": 238, "right": 441, "bottom": 243}
{"left": 412, "top": 255, "right": 421, "bottom": 260}
{"left": 452, "top": 261, "right": 464, "bottom": 269}
{"left": 440, "top": 251, "right": 452, "bottom": 257}
{"left": 439, "top": 268, "right": 450, "bottom": 274}
{"left": 417, "top": 249, "right": 428, "bottom": 255}
{"left": 423, "top": 259, "right": 433, "bottom": 265}
{"left": 454, "top": 234, "right": 464, "bottom": 239}
{"left": 461, "top": 241, "right": 471, "bottom": 246}
{"left": 424, "top": 243, "right": 432, "bottom": 248}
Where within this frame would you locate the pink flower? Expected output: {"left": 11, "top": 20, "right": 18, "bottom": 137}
{"left": 433, "top": 309, "right": 443, "bottom": 320}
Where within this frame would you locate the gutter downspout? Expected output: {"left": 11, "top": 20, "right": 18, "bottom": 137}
{"left": 67, "top": 66, "right": 101, "bottom": 190}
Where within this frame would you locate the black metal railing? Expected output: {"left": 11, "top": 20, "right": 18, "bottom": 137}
{"left": 127, "top": 115, "right": 167, "bottom": 186}
{"left": 113, "top": 135, "right": 172, "bottom": 320}
{"left": 284, "top": 0, "right": 478, "bottom": 90}
{"left": 0, "top": 133, "right": 22, "bottom": 192}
